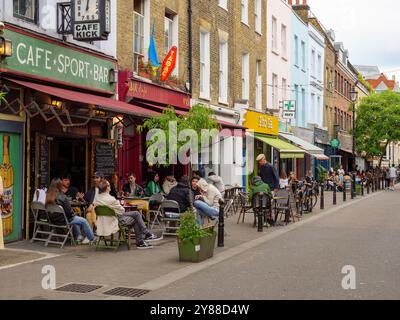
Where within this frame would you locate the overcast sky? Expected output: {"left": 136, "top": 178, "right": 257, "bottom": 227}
{"left": 307, "top": 0, "right": 400, "bottom": 80}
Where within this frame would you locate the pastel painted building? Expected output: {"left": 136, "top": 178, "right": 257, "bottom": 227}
{"left": 266, "top": 0, "right": 292, "bottom": 122}
{"left": 290, "top": 9, "right": 308, "bottom": 129}
{"left": 307, "top": 22, "right": 325, "bottom": 128}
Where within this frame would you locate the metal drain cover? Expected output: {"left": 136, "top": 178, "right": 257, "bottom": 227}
{"left": 56, "top": 283, "right": 103, "bottom": 294}
{"left": 103, "top": 287, "right": 150, "bottom": 298}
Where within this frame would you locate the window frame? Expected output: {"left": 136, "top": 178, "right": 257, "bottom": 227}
{"left": 13, "top": 0, "right": 39, "bottom": 24}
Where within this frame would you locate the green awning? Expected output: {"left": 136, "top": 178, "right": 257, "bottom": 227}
{"left": 254, "top": 134, "right": 305, "bottom": 159}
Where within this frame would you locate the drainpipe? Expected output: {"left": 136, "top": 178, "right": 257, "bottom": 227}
{"left": 188, "top": 0, "right": 193, "bottom": 95}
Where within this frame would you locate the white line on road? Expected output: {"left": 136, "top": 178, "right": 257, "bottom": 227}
{"left": 136, "top": 191, "right": 384, "bottom": 292}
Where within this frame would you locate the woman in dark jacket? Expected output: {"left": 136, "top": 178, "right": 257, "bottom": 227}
{"left": 46, "top": 178, "right": 95, "bottom": 243}
{"left": 166, "top": 176, "right": 194, "bottom": 213}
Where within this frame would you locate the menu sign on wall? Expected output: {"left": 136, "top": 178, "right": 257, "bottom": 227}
{"left": 93, "top": 140, "right": 115, "bottom": 177}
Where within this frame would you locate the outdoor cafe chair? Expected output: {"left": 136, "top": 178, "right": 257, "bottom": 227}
{"left": 94, "top": 206, "right": 131, "bottom": 251}
{"left": 236, "top": 192, "right": 253, "bottom": 225}
{"left": 274, "top": 189, "right": 294, "bottom": 225}
{"left": 30, "top": 201, "right": 50, "bottom": 245}
{"left": 159, "top": 200, "right": 181, "bottom": 236}
{"left": 251, "top": 192, "right": 273, "bottom": 228}
{"left": 45, "top": 204, "right": 76, "bottom": 249}
{"left": 149, "top": 193, "right": 165, "bottom": 231}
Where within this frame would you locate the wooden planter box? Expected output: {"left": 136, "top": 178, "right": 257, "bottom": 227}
{"left": 178, "top": 230, "right": 217, "bottom": 263}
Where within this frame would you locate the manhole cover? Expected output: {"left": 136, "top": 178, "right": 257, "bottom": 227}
{"left": 55, "top": 283, "right": 103, "bottom": 294}
{"left": 103, "top": 287, "right": 151, "bottom": 298}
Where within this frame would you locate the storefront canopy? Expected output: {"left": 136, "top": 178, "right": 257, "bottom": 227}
{"left": 280, "top": 133, "right": 329, "bottom": 161}
{"left": 4, "top": 78, "right": 158, "bottom": 118}
{"left": 254, "top": 133, "right": 305, "bottom": 159}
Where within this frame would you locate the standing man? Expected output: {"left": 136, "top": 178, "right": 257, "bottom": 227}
{"left": 389, "top": 164, "right": 397, "bottom": 191}
{"left": 256, "top": 154, "right": 279, "bottom": 193}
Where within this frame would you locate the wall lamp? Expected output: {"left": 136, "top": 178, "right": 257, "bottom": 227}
{"left": 51, "top": 98, "right": 63, "bottom": 109}
{"left": 0, "top": 36, "right": 12, "bottom": 58}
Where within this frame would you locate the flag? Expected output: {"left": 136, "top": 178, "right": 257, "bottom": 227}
{"left": 148, "top": 21, "right": 160, "bottom": 68}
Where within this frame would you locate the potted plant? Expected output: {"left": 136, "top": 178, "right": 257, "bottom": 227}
{"left": 177, "top": 210, "right": 217, "bottom": 263}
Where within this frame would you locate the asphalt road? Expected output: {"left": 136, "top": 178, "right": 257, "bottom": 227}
{"left": 140, "top": 188, "right": 400, "bottom": 300}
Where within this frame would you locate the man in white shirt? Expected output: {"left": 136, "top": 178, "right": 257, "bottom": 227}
{"left": 389, "top": 165, "right": 398, "bottom": 191}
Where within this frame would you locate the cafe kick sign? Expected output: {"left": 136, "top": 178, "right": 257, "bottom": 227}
{"left": 0, "top": 27, "right": 116, "bottom": 93}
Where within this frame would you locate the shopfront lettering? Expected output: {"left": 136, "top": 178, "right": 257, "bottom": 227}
{"left": 2, "top": 27, "right": 116, "bottom": 92}
{"left": 244, "top": 110, "right": 279, "bottom": 136}
{"left": 129, "top": 82, "right": 148, "bottom": 97}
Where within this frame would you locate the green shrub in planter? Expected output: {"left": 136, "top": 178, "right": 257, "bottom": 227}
{"left": 177, "top": 210, "right": 217, "bottom": 262}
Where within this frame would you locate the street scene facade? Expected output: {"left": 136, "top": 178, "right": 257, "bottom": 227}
{"left": 1, "top": 0, "right": 400, "bottom": 303}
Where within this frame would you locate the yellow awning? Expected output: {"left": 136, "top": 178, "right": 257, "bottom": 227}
{"left": 254, "top": 134, "right": 305, "bottom": 159}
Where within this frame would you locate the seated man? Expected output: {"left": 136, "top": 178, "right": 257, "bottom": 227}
{"left": 61, "top": 174, "right": 83, "bottom": 200}
{"left": 207, "top": 172, "right": 225, "bottom": 194}
{"left": 94, "top": 180, "right": 160, "bottom": 250}
{"left": 166, "top": 176, "right": 194, "bottom": 213}
{"left": 122, "top": 173, "right": 144, "bottom": 197}
{"left": 248, "top": 176, "right": 272, "bottom": 201}
{"left": 162, "top": 175, "right": 178, "bottom": 195}
{"left": 193, "top": 179, "right": 222, "bottom": 225}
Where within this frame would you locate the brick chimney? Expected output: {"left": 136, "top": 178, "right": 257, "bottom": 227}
{"left": 290, "top": 0, "right": 310, "bottom": 24}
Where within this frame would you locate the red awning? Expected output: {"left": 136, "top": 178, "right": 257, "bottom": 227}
{"left": 4, "top": 77, "right": 158, "bottom": 118}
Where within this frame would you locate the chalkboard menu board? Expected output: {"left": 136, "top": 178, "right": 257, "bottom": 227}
{"left": 38, "top": 134, "right": 50, "bottom": 188}
{"left": 94, "top": 140, "right": 115, "bottom": 177}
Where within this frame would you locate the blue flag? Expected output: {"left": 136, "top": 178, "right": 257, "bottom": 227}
{"left": 148, "top": 21, "right": 160, "bottom": 67}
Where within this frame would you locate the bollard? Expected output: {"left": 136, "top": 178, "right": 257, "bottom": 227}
{"left": 320, "top": 183, "right": 324, "bottom": 210}
{"left": 372, "top": 178, "right": 375, "bottom": 192}
{"left": 352, "top": 173, "right": 356, "bottom": 199}
{"left": 361, "top": 181, "right": 364, "bottom": 196}
{"left": 367, "top": 180, "right": 370, "bottom": 194}
{"left": 351, "top": 178, "right": 355, "bottom": 199}
{"left": 333, "top": 182, "right": 337, "bottom": 205}
{"left": 218, "top": 199, "right": 225, "bottom": 247}
{"left": 343, "top": 182, "right": 347, "bottom": 202}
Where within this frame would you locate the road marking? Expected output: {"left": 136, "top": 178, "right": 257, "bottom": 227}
{"left": 136, "top": 191, "right": 384, "bottom": 291}
{"left": 0, "top": 249, "right": 62, "bottom": 271}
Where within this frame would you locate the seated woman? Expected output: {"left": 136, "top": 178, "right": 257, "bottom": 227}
{"left": 109, "top": 173, "right": 119, "bottom": 199}
{"left": 122, "top": 173, "right": 144, "bottom": 197}
{"left": 248, "top": 176, "right": 272, "bottom": 200}
{"left": 193, "top": 179, "right": 222, "bottom": 225}
{"left": 146, "top": 172, "right": 162, "bottom": 197}
{"left": 279, "top": 171, "right": 289, "bottom": 189}
{"left": 94, "top": 180, "right": 160, "bottom": 249}
{"left": 45, "top": 178, "right": 95, "bottom": 244}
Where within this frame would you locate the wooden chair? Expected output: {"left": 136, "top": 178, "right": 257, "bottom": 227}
{"left": 94, "top": 206, "right": 131, "bottom": 251}
{"left": 236, "top": 192, "right": 253, "bottom": 224}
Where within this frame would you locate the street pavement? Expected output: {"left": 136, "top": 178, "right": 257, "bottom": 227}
{"left": 0, "top": 186, "right": 398, "bottom": 300}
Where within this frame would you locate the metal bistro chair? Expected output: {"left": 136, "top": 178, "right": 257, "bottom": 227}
{"left": 251, "top": 192, "right": 273, "bottom": 229}
{"left": 149, "top": 193, "right": 165, "bottom": 231}
{"left": 30, "top": 202, "right": 50, "bottom": 244}
{"left": 236, "top": 192, "right": 254, "bottom": 225}
{"left": 160, "top": 200, "right": 181, "bottom": 236}
{"left": 45, "top": 204, "right": 76, "bottom": 249}
{"left": 94, "top": 206, "right": 131, "bottom": 251}
{"left": 274, "top": 189, "right": 294, "bottom": 225}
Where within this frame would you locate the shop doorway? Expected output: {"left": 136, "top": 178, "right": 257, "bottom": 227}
{"left": 50, "top": 137, "right": 87, "bottom": 192}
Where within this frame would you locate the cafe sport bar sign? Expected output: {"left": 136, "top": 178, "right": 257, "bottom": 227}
{"left": 0, "top": 26, "right": 116, "bottom": 92}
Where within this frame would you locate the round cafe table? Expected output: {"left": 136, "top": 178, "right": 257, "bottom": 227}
{"left": 120, "top": 197, "right": 150, "bottom": 226}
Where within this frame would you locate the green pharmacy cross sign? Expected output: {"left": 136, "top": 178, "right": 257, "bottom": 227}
{"left": 283, "top": 100, "right": 296, "bottom": 111}
{"left": 330, "top": 138, "right": 341, "bottom": 149}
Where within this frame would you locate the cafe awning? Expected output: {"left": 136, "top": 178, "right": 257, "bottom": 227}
{"left": 280, "top": 132, "right": 329, "bottom": 161}
{"left": 3, "top": 77, "right": 158, "bottom": 118}
{"left": 254, "top": 133, "right": 305, "bottom": 159}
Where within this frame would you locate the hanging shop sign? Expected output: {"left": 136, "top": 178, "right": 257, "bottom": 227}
{"left": 330, "top": 138, "right": 341, "bottom": 149}
{"left": 161, "top": 46, "right": 177, "bottom": 82}
{"left": 72, "top": 0, "right": 111, "bottom": 41}
{"left": 243, "top": 110, "right": 279, "bottom": 136}
{"left": 0, "top": 26, "right": 116, "bottom": 92}
{"left": 282, "top": 100, "right": 296, "bottom": 120}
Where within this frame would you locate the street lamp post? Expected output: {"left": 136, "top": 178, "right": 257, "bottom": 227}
{"left": 350, "top": 87, "right": 359, "bottom": 199}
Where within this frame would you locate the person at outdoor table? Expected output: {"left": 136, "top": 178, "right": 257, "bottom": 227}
{"left": 305, "top": 170, "right": 314, "bottom": 184}
{"left": 61, "top": 174, "right": 83, "bottom": 200}
{"left": 191, "top": 176, "right": 201, "bottom": 197}
{"left": 109, "top": 173, "right": 119, "bottom": 199}
{"left": 46, "top": 178, "right": 95, "bottom": 244}
{"left": 207, "top": 172, "right": 225, "bottom": 194}
{"left": 145, "top": 172, "right": 162, "bottom": 196}
{"left": 122, "top": 173, "right": 144, "bottom": 197}
{"left": 193, "top": 179, "right": 222, "bottom": 225}
{"left": 94, "top": 180, "right": 160, "bottom": 249}
{"left": 256, "top": 154, "right": 279, "bottom": 193}
{"left": 279, "top": 171, "right": 289, "bottom": 189}
{"left": 84, "top": 172, "right": 104, "bottom": 206}
{"left": 166, "top": 176, "right": 194, "bottom": 213}
{"left": 248, "top": 176, "right": 272, "bottom": 201}
{"left": 162, "top": 175, "right": 178, "bottom": 195}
